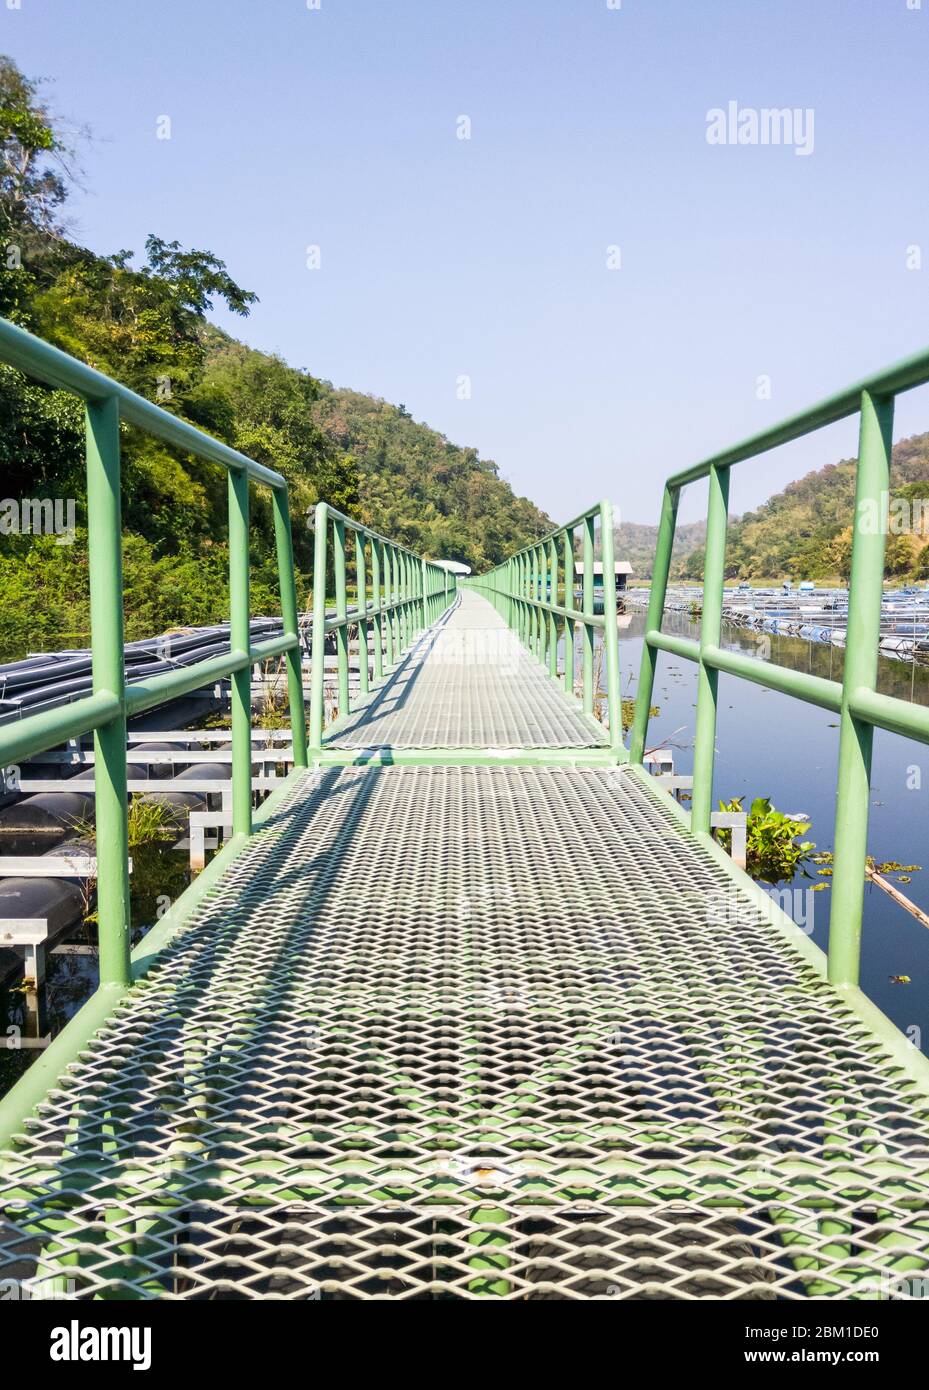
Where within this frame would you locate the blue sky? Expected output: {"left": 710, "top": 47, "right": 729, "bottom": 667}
{"left": 5, "top": 0, "right": 929, "bottom": 525}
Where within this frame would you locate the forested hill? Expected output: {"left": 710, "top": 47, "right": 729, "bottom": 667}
{"left": 678, "top": 433, "right": 929, "bottom": 584}
{"left": 613, "top": 518, "right": 706, "bottom": 580}
{"left": 312, "top": 383, "right": 549, "bottom": 569}
{"left": 0, "top": 55, "right": 549, "bottom": 658}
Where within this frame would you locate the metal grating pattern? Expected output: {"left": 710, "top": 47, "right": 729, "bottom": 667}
{"left": 329, "top": 591, "right": 608, "bottom": 749}
{"left": 2, "top": 765, "right": 928, "bottom": 1300}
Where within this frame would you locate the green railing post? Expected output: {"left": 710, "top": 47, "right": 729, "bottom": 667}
{"left": 421, "top": 557, "right": 428, "bottom": 631}
{"left": 309, "top": 501, "right": 328, "bottom": 751}
{"left": 582, "top": 516, "right": 595, "bottom": 715}
{"left": 271, "top": 487, "right": 308, "bottom": 768}
{"left": 228, "top": 467, "right": 252, "bottom": 839}
{"left": 394, "top": 547, "right": 402, "bottom": 656}
{"left": 563, "top": 528, "right": 575, "bottom": 696}
{"left": 397, "top": 550, "right": 406, "bottom": 650}
{"left": 547, "top": 538, "right": 558, "bottom": 679}
{"left": 356, "top": 531, "right": 370, "bottom": 699}
{"left": 630, "top": 484, "right": 679, "bottom": 763}
{"left": 599, "top": 500, "right": 623, "bottom": 757}
{"left": 86, "top": 396, "right": 132, "bottom": 990}
{"left": 691, "top": 463, "right": 730, "bottom": 836}
{"left": 828, "top": 391, "right": 895, "bottom": 987}
{"left": 538, "top": 544, "right": 549, "bottom": 667}
{"left": 385, "top": 544, "right": 396, "bottom": 666}
{"left": 333, "top": 518, "right": 349, "bottom": 716}
{"left": 371, "top": 540, "right": 384, "bottom": 681}
{"left": 533, "top": 546, "right": 543, "bottom": 659}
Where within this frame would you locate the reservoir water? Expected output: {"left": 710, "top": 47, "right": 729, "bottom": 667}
{"left": 620, "top": 606, "right": 929, "bottom": 1051}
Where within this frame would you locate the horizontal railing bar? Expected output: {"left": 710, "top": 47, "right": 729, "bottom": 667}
{"left": 505, "top": 505, "right": 602, "bottom": 563}
{"left": 849, "top": 686, "right": 929, "bottom": 744}
{"left": 315, "top": 502, "right": 450, "bottom": 567}
{"left": 666, "top": 344, "right": 929, "bottom": 489}
{"left": 516, "top": 596, "right": 606, "bottom": 627}
{"left": 0, "top": 319, "right": 287, "bottom": 491}
{"left": 646, "top": 629, "right": 844, "bottom": 711}
{"left": 0, "top": 689, "right": 122, "bottom": 767}
{"left": 702, "top": 643, "right": 844, "bottom": 713}
{"left": 124, "top": 649, "right": 252, "bottom": 716}
{"left": 250, "top": 633, "right": 299, "bottom": 661}
{"left": 17, "top": 777, "right": 283, "bottom": 794}
{"left": 27, "top": 748, "right": 289, "bottom": 765}
{"left": 322, "top": 597, "right": 422, "bottom": 631}
{"left": 645, "top": 628, "right": 700, "bottom": 661}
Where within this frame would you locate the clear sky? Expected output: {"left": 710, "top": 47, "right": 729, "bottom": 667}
{"left": 4, "top": 0, "right": 929, "bottom": 525}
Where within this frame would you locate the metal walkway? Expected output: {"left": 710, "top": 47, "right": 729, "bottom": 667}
{"left": 329, "top": 591, "right": 607, "bottom": 750}
{"left": 2, "top": 322, "right": 929, "bottom": 1301}
{"left": 2, "top": 594, "right": 929, "bottom": 1299}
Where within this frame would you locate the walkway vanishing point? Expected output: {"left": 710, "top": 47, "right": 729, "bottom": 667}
{"left": 2, "top": 318, "right": 929, "bottom": 1299}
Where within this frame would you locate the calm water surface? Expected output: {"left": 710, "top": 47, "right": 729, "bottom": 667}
{"left": 619, "top": 608, "right": 929, "bottom": 1049}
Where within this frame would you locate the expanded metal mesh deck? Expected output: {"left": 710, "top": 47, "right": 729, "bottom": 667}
{"left": 328, "top": 591, "right": 607, "bottom": 749}
{"left": 2, "top": 765, "right": 928, "bottom": 1300}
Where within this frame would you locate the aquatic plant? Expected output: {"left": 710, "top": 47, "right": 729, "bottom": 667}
{"left": 717, "top": 796, "right": 815, "bottom": 885}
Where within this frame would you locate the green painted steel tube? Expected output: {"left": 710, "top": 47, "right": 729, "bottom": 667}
{"left": 371, "top": 541, "right": 384, "bottom": 681}
{"left": 849, "top": 686, "right": 929, "bottom": 744}
{"left": 538, "top": 544, "right": 548, "bottom": 666}
{"left": 518, "top": 598, "right": 603, "bottom": 627}
{"left": 384, "top": 544, "right": 396, "bottom": 666}
{"left": 125, "top": 648, "right": 251, "bottom": 717}
{"left": 309, "top": 502, "right": 329, "bottom": 749}
{"left": 563, "top": 528, "right": 575, "bottom": 695}
{"left": 547, "top": 538, "right": 558, "bottom": 678}
{"left": 272, "top": 487, "right": 309, "bottom": 768}
{"left": 333, "top": 518, "right": 350, "bottom": 716}
{"left": 630, "top": 485, "right": 680, "bottom": 763}
{"left": 251, "top": 633, "right": 300, "bottom": 662}
{"left": 356, "top": 531, "right": 370, "bottom": 699}
{"left": 599, "top": 500, "right": 623, "bottom": 756}
{"left": 0, "top": 689, "right": 121, "bottom": 767}
{"left": 86, "top": 397, "right": 132, "bottom": 990}
{"left": 0, "top": 318, "right": 286, "bottom": 491}
{"left": 665, "top": 343, "right": 929, "bottom": 491}
{"left": 421, "top": 557, "right": 428, "bottom": 631}
{"left": 228, "top": 468, "right": 252, "bottom": 839}
{"left": 828, "top": 391, "right": 894, "bottom": 988}
{"left": 644, "top": 627, "right": 699, "bottom": 663}
{"left": 582, "top": 517, "right": 595, "bottom": 714}
{"left": 703, "top": 643, "right": 843, "bottom": 713}
{"left": 690, "top": 463, "right": 730, "bottom": 836}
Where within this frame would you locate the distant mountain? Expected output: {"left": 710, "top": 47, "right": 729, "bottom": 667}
{"left": 677, "top": 432, "right": 929, "bottom": 583}
{"left": 614, "top": 518, "right": 707, "bottom": 579}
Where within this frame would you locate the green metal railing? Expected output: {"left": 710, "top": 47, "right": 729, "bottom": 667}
{"left": 0, "top": 316, "right": 311, "bottom": 1000}
{"left": 466, "top": 500, "right": 623, "bottom": 756}
{"left": 308, "top": 502, "right": 454, "bottom": 750}
{"left": 0, "top": 317, "right": 451, "bottom": 1015}
{"left": 628, "top": 349, "right": 929, "bottom": 991}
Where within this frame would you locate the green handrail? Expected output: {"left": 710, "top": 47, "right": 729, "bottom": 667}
{"left": 466, "top": 501, "right": 623, "bottom": 756}
{"left": 308, "top": 502, "right": 455, "bottom": 750}
{"left": 0, "top": 315, "right": 312, "bottom": 995}
{"left": 0, "top": 317, "right": 458, "bottom": 1149}
{"left": 628, "top": 348, "right": 929, "bottom": 991}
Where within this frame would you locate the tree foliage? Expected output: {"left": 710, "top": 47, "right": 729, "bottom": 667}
{"left": 677, "top": 436, "right": 929, "bottom": 584}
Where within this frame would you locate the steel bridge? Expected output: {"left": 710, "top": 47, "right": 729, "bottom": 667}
{"left": 1, "top": 318, "right": 929, "bottom": 1299}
